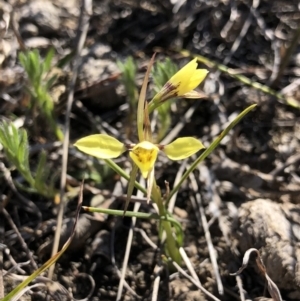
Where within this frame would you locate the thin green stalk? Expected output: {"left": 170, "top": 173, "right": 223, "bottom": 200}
{"left": 82, "top": 206, "right": 182, "bottom": 229}
{"left": 180, "top": 50, "right": 300, "bottom": 109}
{"left": 151, "top": 180, "right": 181, "bottom": 264}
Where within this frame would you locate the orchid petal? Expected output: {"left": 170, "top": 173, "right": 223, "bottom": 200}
{"left": 163, "top": 137, "right": 205, "bottom": 160}
{"left": 74, "top": 134, "right": 125, "bottom": 159}
{"left": 166, "top": 59, "right": 208, "bottom": 96}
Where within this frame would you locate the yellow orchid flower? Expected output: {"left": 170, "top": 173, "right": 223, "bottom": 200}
{"left": 74, "top": 134, "right": 205, "bottom": 179}
{"left": 153, "top": 58, "right": 208, "bottom": 104}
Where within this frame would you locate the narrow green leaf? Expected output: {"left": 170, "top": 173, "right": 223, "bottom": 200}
{"left": 137, "top": 54, "right": 156, "bottom": 142}
{"left": 56, "top": 50, "right": 75, "bottom": 68}
{"left": 46, "top": 74, "right": 58, "bottom": 89}
{"left": 17, "top": 129, "right": 28, "bottom": 169}
{"left": 0, "top": 123, "right": 9, "bottom": 149}
{"left": 43, "top": 48, "right": 55, "bottom": 72}
{"left": 35, "top": 151, "right": 47, "bottom": 190}
{"left": 167, "top": 104, "right": 257, "bottom": 202}
{"left": 18, "top": 52, "right": 27, "bottom": 70}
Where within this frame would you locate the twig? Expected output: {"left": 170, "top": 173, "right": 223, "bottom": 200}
{"left": 220, "top": 1, "right": 238, "bottom": 39}
{"left": 116, "top": 178, "right": 144, "bottom": 301}
{"left": 179, "top": 247, "right": 201, "bottom": 285}
{"left": 0, "top": 243, "right": 4, "bottom": 299}
{"left": 110, "top": 231, "right": 141, "bottom": 299}
{"left": 48, "top": 0, "right": 92, "bottom": 279}
{"left": 0, "top": 194, "right": 5, "bottom": 299}
{"left": 0, "top": 162, "right": 42, "bottom": 223}
{"left": 270, "top": 153, "right": 300, "bottom": 177}
{"left": 2, "top": 208, "right": 38, "bottom": 271}
{"left": 10, "top": 1, "right": 26, "bottom": 51}
{"left": 160, "top": 103, "right": 200, "bottom": 145}
{"left": 10, "top": 283, "right": 47, "bottom": 301}
{"left": 215, "top": 0, "right": 260, "bottom": 79}
{"left": 270, "top": 25, "right": 300, "bottom": 88}
{"left": 167, "top": 159, "right": 187, "bottom": 212}
{"left": 3, "top": 182, "right": 83, "bottom": 300}
{"left": 134, "top": 228, "right": 158, "bottom": 250}
{"left": 280, "top": 77, "right": 300, "bottom": 95}
{"left": 170, "top": 259, "right": 221, "bottom": 301}
{"left": 189, "top": 172, "right": 224, "bottom": 295}
{"left": 151, "top": 263, "right": 162, "bottom": 301}
{"left": 110, "top": 183, "right": 141, "bottom": 299}
{"left": 3, "top": 259, "right": 30, "bottom": 276}
{"left": 235, "top": 273, "right": 246, "bottom": 301}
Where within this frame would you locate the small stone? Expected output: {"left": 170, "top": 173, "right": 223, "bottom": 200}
{"left": 20, "top": 1, "right": 61, "bottom": 34}
{"left": 20, "top": 23, "right": 39, "bottom": 37}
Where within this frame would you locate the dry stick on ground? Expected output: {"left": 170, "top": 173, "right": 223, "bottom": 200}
{"left": 270, "top": 153, "right": 300, "bottom": 177}
{"left": 220, "top": 0, "right": 238, "bottom": 39}
{"left": 48, "top": 0, "right": 92, "bottom": 279}
{"left": 0, "top": 163, "right": 42, "bottom": 222}
{"left": 151, "top": 263, "right": 163, "bottom": 301}
{"left": 160, "top": 103, "right": 200, "bottom": 146}
{"left": 215, "top": 0, "right": 260, "bottom": 80}
{"left": 0, "top": 243, "right": 4, "bottom": 298}
{"left": 170, "top": 259, "right": 221, "bottom": 301}
{"left": 0, "top": 192, "right": 5, "bottom": 299}
{"left": 116, "top": 177, "right": 145, "bottom": 301}
{"left": 280, "top": 77, "right": 300, "bottom": 95}
{"left": 179, "top": 247, "right": 202, "bottom": 286}
{"left": 270, "top": 25, "right": 300, "bottom": 88}
{"left": 2, "top": 208, "right": 38, "bottom": 271}
{"left": 235, "top": 273, "right": 246, "bottom": 301}
{"left": 10, "top": 1, "right": 26, "bottom": 52}
{"left": 189, "top": 172, "right": 224, "bottom": 295}
{"left": 167, "top": 160, "right": 187, "bottom": 212}
{"left": 134, "top": 228, "right": 158, "bottom": 249}
{"left": 10, "top": 283, "right": 47, "bottom": 301}
{"left": 199, "top": 165, "right": 231, "bottom": 246}
{"left": 110, "top": 229, "right": 141, "bottom": 299}
{"left": 3, "top": 270, "right": 72, "bottom": 300}
{"left": 3, "top": 259, "right": 29, "bottom": 276}
{"left": 110, "top": 182, "right": 141, "bottom": 299}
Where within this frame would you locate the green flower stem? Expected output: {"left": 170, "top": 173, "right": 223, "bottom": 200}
{"left": 167, "top": 104, "right": 256, "bottom": 204}
{"left": 147, "top": 94, "right": 161, "bottom": 114}
{"left": 151, "top": 179, "right": 181, "bottom": 265}
{"left": 82, "top": 206, "right": 182, "bottom": 228}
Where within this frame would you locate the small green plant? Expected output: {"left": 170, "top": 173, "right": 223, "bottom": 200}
{"left": 0, "top": 121, "right": 56, "bottom": 197}
{"left": 19, "top": 48, "right": 64, "bottom": 141}
{"left": 74, "top": 56, "right": 256, "bottom": 266}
